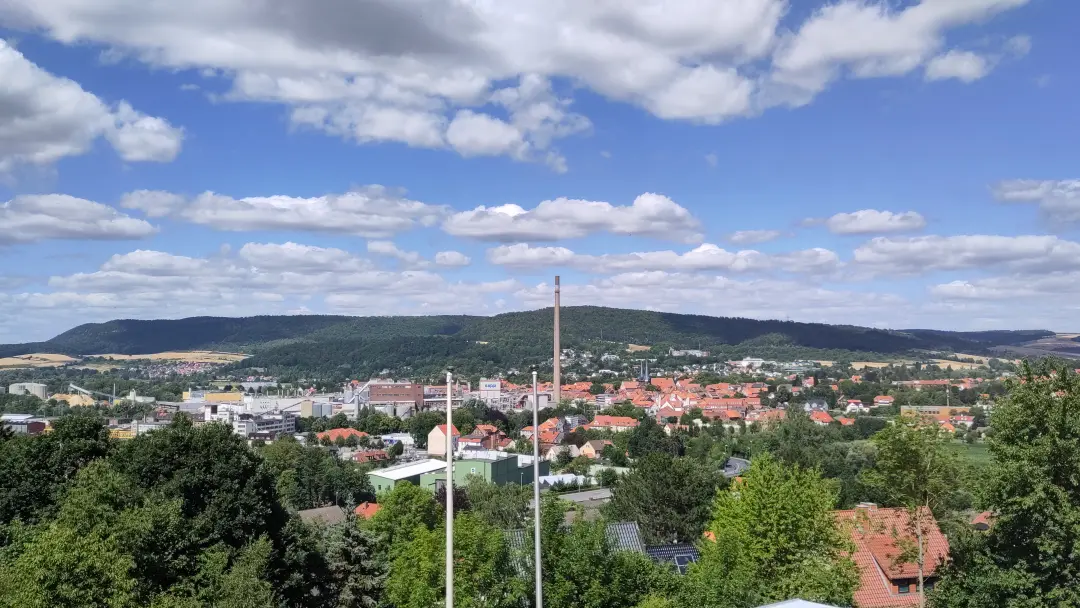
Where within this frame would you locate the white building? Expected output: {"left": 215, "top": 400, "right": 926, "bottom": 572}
{"left": 478, "top": 378, "right": 502, "bottom": 402}
{"left": 8, "top": 383, "right": 48, "bottom": 400}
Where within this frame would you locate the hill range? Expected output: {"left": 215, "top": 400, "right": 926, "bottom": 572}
{"left": 0, "top": 307, "right": 1059, "bottom": 363}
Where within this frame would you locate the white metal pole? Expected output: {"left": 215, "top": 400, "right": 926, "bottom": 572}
{"left": 531, "top": 367, "right": 543, "bottom": 608}
{"left": 445, "top": 367, "right": 454, "bottom": 608}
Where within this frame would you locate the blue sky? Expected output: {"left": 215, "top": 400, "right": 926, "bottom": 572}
{"left": 1, "top": 0, "right": 1078, "bottom": 343}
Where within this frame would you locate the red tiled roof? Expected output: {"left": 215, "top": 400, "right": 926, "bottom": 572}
{"left": 316, "top": 428, "right": 369, "bottom": 441}
{"left": 835, "top": 506, "right": 949, "bottom": 608}
{"left": 475, "top": 424, "right": 500, "bottom": 434}
{"left": 810, "top": 410, "right": 835, "bottom": 424}
{"left": 354, "top": 502, "right": 381, "bottom": 518}
{"left": 971, "top": 511, "right": 993, "bottom": 530}
{"left": 588, "top": 415, "right": 640, "bottom": 428}
{"left": 435, "top": 424, "right": 460, "bottom": 436}
{"left": 837, "top": 417, "right": 855, "bottom": 426}
{"left": 353, "top": 449, "right": 389, "bottom": 463}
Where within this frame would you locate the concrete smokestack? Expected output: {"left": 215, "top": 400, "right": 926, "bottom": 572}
{"left": 553, "top": 276, "right": 561, "bottom": 405}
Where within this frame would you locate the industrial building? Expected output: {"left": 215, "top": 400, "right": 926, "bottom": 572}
{"left": 420, "top": 450, "right": 549, "bottom": 491}
{"left": 1, "top": 413, "right": 46, "bottom": 435}
{"left": 368, "top": 459, "right": 449, "bottom": 494}
{"left": 8, "top": 382, "right": 48, "bottom": 400}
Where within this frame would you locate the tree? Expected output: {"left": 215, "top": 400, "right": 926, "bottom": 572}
{"left": 364, "top": 482, "right": 440, "bottom": 556}
{"left": 861, "top": 415, "right": 960, "bottom": 607}
{"left": 627, "top": 417, "right": 676, "bottom": 459}
{"left": 589, "top": 382, "right": 605, "bottom": 395}
{"left": 931, "top": 362, "right": 1080, "bottom": 607}
{"left": 408, "top": 411, "right": 444, "bottom": 448}
{"left": 604, "top": 453, "right": 720, "bottom": 544}
{"left": 596, "top": 468, "right": 619, "bottom": 488}
{"left": 464, "top": 477, "right": 530, "bottom": 529}
{"left": 323, "top": 519, "right": 385, "bottom": 608}
{"left": 386, "top": 514, "right": 524, "bottom": 608}
{"left": 683, "top": 454, "right": 858, "bottom": 607}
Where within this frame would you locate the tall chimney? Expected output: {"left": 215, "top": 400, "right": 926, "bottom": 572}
{"left": 553, "top": 276, "right": 561, "bottom": 405}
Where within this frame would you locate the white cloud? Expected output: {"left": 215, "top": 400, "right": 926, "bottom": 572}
{"left": 487, "top": 242, "right": 841, "bottom": 275}
{"left": 705, "top": 153, "right": 718, "bottom": 167}
{"left": 120, "top": 186, "right": 447, "bottom": 237}
{"left": 993, "top": 179, "right": 1080, "bottom": 224}
{"left": 366, "top": 240, "right": 430, "bottom": 269}
{"left": 434, "top": 251, "right": 471, "bottom": 267}
{"left": 768, "top": 0, "right": 1029, "bottom": 106}
{"left": 932, "top": 271, "right": 1080, "bottom": 300}
{"left": 853, "top": 234, "right": 1080, "bottom": 274}
{"left": 825, "top": 210, "right": 926, "bottom": 235}
{"left": 444, "top": 193, "right": 704, "bottom": 243}
{"left": 238, "top": 242, "right": 370, "bottom": 272}
{"left": 0, "top": 194, "right": 156, "bottom": 245}
{"left": 924, "top": 50, "right": 990, "bottom": 82}
{"left": 0, "top": 0, "right": 1029, "bottom": 170}
{"left": 1005, "top": 34, "right": 1032, "bottom": 56}
{"left": 0, "top": 40, "right": 184, "bottom": 170}
{"left": 728, "top": 229, "right": 782, "bottom": 244}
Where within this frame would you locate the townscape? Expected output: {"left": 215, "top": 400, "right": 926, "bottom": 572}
{"left": 2, "top": 304, "right": 1077, "bottom": 607}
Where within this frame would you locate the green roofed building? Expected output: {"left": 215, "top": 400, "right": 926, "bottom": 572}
{"left": 419, "top": 450, "right": 549, "bottom": 490}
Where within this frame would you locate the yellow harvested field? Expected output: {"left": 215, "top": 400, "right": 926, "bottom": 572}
{"left": 0, "top": 353, "right": 77, "bottom": 368}
{"left": 933, "top": 359, "right": 986, "bottom": 370}
{"left": 851, "top": 361, "right": 901, "bottom": 369}
{"left": 91, "top": 351, "right": 249, "bottom": 363}
{"left": 626, "top": 344, "right": 651, "bottom": 352}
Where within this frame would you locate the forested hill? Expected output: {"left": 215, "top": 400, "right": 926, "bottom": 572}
{"left": 0, "top": 307, "right": 1053, "bottom": 358}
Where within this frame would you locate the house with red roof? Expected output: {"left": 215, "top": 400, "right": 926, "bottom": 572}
{"left": 874, "top": 395, "right": 896, "bottom": 407}
{"left": 810, "top": 410, "right": 835, "bottom": 426}
{"left": 427, "top": 424, "right": 460, "bottom": 457}
{"left": 353, "top": 449, "right": 390, "bottom": 464}
{"left": 585, "top": 415, "right": 640, "bottom": 432}
{"left": 651, "top": 377, "right": 675, "bottom": 391}
{"left": 836, "top": 504, "right": 949, "bottom": 608}
{"left": 316, "top": 428, "right": 369, "bottom": 443}
{"left": 837, "top": 417, "right": 855, "bottom": 426}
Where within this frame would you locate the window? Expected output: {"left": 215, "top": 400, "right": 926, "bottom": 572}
{"left": 470, "top": 467, "right": 476, "bottom": 474}
{"left": 898, "top": 585, "right": 911, "bottom": 594}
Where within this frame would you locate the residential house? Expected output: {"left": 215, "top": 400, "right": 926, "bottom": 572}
{"left": 297, "top": 505, "right": 347, "bottom": 526}
{"left": 316, "top": 428, "right": 369, "bottom": 443}
{"left": 353, "top": 449, "right": 390, "bottom": 464}
{"left": 459, "top": 424, "right": 509, "bottom": 450}
{"left": 874, "top": 395, "right": 896, "bottom": 407}
{"left": 746, "top": 408, "right": 786, "bottom": 426}
{"left": 810, "top": 411, "right": 835, "bottom": 426}
{"left": 971, "top": 511, "right": 993, "bottom": 531}
{"left": 585, "top": 415, "right": 640, "bottom": 432}
{"left": 845, "top": 400, "right": 870, "bottom": 414}
{"left": 427, "top": 424, "right": 460, "bottom": 457}
{"left": 837, "top": 417, "right": 855, "bottom": 426}
{"left": 651, "top": 377, "right": 675, "bottom": 391}
{"left": 546, "top": 444, "right": 580, "bottom": 460}
{"left": 836, "top": 504, "right": 950, "bottom": 608}
{"left": 950, "top": 415, "right": 975, "bottom": 429}
{"left": 804, "top": 398, "right": 829, "bottom": 412}
{"left": 580, "top": 439, "right": 613, "bottom": 459}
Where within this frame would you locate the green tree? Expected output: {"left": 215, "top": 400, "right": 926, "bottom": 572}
{"left": 627, "top": 417, "right": 675, "bottom": 459}
{"left": 604, "top": 453, "right": 720, "bottom": 544}
{"left": 324, "top": 519, "right": 385, "bottom": 608}
{"left": 861, "top": 415, "right": 959, "bottom": 606}
{"left": 408, "top": 411, "right": 444, "bottom": 448}
{"left": 464, "top": 476, "right": 530, "bottom": 529}
{"left": 0, "top": 522, "right": 137, "bottom": 608}
{"left": 931, "top": 362, "right": 1080, "bottom": 607}
{"left": 685, "top": 454, "right": 858, "bottom": 606}
{"left": 364, "top": 482, "right": 440, "bottom": 556}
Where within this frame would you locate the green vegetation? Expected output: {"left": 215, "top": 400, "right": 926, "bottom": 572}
{"left": 4, "top": 361, "right": 1080, "bottom": 607}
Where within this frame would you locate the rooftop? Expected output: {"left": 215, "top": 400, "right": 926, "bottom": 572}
{"left": 368, "top": 458, "right": 448, "bottom": 480}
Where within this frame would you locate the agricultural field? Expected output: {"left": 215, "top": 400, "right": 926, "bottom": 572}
{"left": 90, "top": 351, "right": 249, "bottom": 363}
{"left": 0, "top": 353, "right": 77, "bottom": 369}
{"left": 626, "top": 344, "right": 651, "bottom": 352}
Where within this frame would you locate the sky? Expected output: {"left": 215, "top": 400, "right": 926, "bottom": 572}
{"left": 1, "top": 0, "right": 1078, "bottom": 343}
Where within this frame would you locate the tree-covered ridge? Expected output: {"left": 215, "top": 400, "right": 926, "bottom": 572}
{"left": 0, "top": 306, "right": 1055, "bottom": 358}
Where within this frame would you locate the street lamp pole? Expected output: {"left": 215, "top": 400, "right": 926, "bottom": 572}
{"left": 445, "top": 366, "right": 455, "bottom": 608}
{"left": 531, "top": 365, "right": 543, "bottom": 608}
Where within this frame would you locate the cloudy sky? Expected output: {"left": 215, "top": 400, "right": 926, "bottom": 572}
{"left": 1, "top": 0, "right": 1078, "bottom": 343}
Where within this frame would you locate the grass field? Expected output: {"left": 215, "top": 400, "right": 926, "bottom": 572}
{"left": 0, "top": 353, "right": 77, "bottom": 369}
{"left": 947, "top": 441, "right": 993, "bottom": 466}
{"left": 90, "top": 351, "right": 249, "bottom": 363}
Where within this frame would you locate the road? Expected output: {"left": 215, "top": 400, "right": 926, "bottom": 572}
{"left": 724, "top": 457, "right": 750, "bottom": 478}
{"left": 558, "top": 487, "right": 612, "bottom": 506}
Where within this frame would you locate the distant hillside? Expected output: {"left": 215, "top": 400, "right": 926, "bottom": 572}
{"left": 0, "top": 307, "right": 1055, "bottom": 360}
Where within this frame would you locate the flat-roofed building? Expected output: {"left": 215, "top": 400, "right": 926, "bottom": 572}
{"left": 368, "top": 459, "right": 449, "bottom": 494}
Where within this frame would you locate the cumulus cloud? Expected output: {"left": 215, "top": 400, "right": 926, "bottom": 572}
{"left": 0, "top": 0, "right": 1029, "bottom": 170}
{"left": 853, "top": 234, "right": 1080, "bottom": 274}
{"left": 366, "top": 240, "right": 431, "bottom": 269}
{"left": 924, "top": 50, "right": 990, "bottom": 82}
{"left": 487, "top": 242, "right": 841, "bottom": 275}
{"left": 993, "top": 179, "right": 1080, "bottom": 224}
{"left": 0, "top": 194, "right": 156, "bottom": 245}
{"left": 434, "top": 251, "right": 471, "bottom": 267}
{"left": 824, "top": 210, "right": 926, "bottom": 235}
{"left": 0, "top": 40, "right": 183, "bottom": 171}
{"left": 767, "top": 0, "right": 1029, "bottom": 106}
{"left": 238, "top": 242, "right": 370, "bottom": 272}
{"left": 444, "top": 193, "right": 704, "bottom": 243}
{"left": 120, "top": 186, "right": 446, "bottom": 237}
{"left": 728, "top": 229, "right": 782, "bottom": 244}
